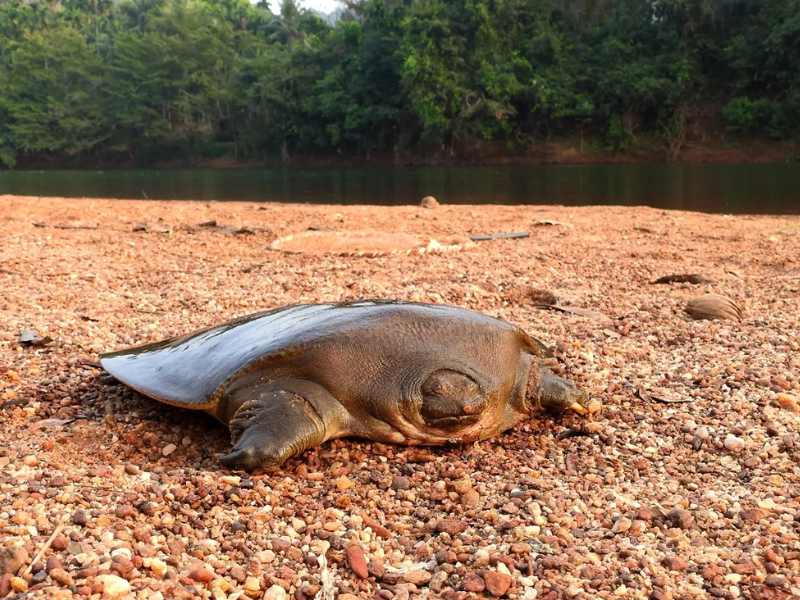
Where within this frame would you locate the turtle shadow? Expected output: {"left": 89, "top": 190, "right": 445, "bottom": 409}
{"left": 82, "top": 374, "right": 232, "bottom": 468}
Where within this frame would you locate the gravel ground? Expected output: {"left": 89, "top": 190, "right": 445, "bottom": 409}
{"left": 1, "top": 194, "right": 799, "bottom": 600}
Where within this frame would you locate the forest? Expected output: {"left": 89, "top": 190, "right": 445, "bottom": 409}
{"left": 0, "top": 0, "right": 798, "bottom": 168}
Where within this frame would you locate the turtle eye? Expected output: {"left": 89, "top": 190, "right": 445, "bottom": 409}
{"left": 420, "top": 370, "right": 485, "bottom": 429}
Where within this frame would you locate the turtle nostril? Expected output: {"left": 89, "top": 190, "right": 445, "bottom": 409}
{"left": 461, "top": 400, "right": 486, "bottom": 415}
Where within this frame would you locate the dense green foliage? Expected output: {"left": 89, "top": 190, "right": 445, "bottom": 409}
{"left": 0, "top": 0, "right": 798, "bottom": 167}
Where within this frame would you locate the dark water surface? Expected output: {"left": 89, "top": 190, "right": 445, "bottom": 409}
{"left": 2, "top": 164, "right": 799, "bottom": 214}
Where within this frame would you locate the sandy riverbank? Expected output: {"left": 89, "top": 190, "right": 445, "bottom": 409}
{"left": 1, "top": 195, "right": 799, "bottom": 600}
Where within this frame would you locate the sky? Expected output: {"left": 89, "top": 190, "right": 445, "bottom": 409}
{"left": 298, "top": 0, "right": 341, "bottom": 14}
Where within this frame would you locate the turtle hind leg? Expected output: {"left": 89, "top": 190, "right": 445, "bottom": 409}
{"left": 218, "top": 386, "right": 330, "bottom": 471}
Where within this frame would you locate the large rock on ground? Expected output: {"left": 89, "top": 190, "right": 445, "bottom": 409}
{"left": 0, "top": 545, "right": 28, "bottom": 576}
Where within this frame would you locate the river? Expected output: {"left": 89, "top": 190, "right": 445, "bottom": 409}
{"left": 1, "top": 164, "right": 799, "bottom": 214}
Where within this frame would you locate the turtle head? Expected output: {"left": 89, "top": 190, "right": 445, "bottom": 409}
{"left": 532, "top": 367, "right": 586, "bottom": 413}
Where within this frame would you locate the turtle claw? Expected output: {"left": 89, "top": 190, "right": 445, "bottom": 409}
{"left": 218, "top": 436, "right": 292, "bottom": 471}
{"left": 569, "top": 402, "right": 587, "bottom": 415}
{"left": 217, "top": 446, "right": 265, "bottom": 471}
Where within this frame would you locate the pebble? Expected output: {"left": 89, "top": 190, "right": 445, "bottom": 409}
{"left": 765, "top": 575, "right": 786, "bottom": 587}
{"left": 50, "top": 535, "right": 68, "bottom": 552}
{"left": 244, "top": 576, "right": 260, "bottom": 592}
{"left": 147, "top": 558, "right": 168, "bottom": 578}
{"left": 430, "top": 570, "right": 449, "bottom": 592}
{"left": 345, "top": 546, "right": 369, "bottom": 579}
{"left": 399, "top": 570, "right": 432, "bottom": 585}
{"left": 162, "top": 443, "right": 177, "bottom": 456}
{"left": 10, "top": 577, "right": 27, "bottom": 592}
{"left": 0, "top": 545, "right": 28, "bottom": 576}
{"left": 435, "top": 519, "right": 468, "bottom": 535}
{"left": 391, "top": 476, "right": 411, "bottom": 490}
{"left": 95, "top": 574, "right": 131, "bottom": 597}
{"left": 612, "top": 516, "right": 632, "bottom": 533}
{"left": 189, "top": 566, "right": 214, "bottom": 583}
{"left": 483, "top": 571, "right": 512, "bottom": 597}
{"left": 462, "top": 574, "right": 485, "bottom": 592}
{"left": 724, "top": 434, "right": 745, "bottom": 452}
{"left": 462, "top": 489, "right": 480, "bottom": 506}
{"left": 776, "top": 393, "right": 799, "bottom": 414}
{"left": 45, "top": 556, "right": 63, "bottom": 573}
{"left": 420, "top": 196, "right": 439, "bottom": 208}
{"left": 336, "top": 476, "right": 354, "bottom": 490}
{"left": 263, "top": 585, "right": 287, "bottom": 600}
{"left": 49, "top": 568, "right": 75, "bottom": 587}
{"left": 668, "top": 509, "right": 693, "bottom": 530}
{"left": 71, "top": 511, "right": 88, "bottom": 526}
{"left": 662, "top": 555, "right": 687, "bottom": 571}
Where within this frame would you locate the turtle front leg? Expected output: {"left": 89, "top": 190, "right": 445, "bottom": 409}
{"left": 218, "top": 382, "right": 346, "bottom": 471}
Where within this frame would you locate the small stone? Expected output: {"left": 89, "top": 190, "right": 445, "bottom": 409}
{"left": 229, "top": 565, "right": 246, "bottom": 583}
{"left": 435, "top": 519, "right": 468, "bottom": 535}
{"left": 612, "top": 517, "right": 632, "bottom": 533}
{"left": 244, "top": 576, "right": 260, "bottom": 592}
{"left": 662, "top": 555, "right": 687, "bottom": 571}
{"left": 49, "top": 568, "right": 75, "bottom": 587}
{"left": 189, "top": 566, "right": 214, "bottom": 583}
{"left": 724, "top": 434, "right": 745, "bottom": 452}
{"left": 367, "top": 558, "right": 385, "bottom": 579}
{"left": 10, "top": 577, "right": 27, "bottom": 592}
{"left": 162, "top": 443, "right": 177, "bottom": 456}
{"left": 483, "top": 571, "right": 512, "bottom": 597}
{"left": 139, "top": 502, "right": 157, "bottom": 517}
{"left": 501, "top": 502, "right": 519, "bottom": 514}
{"left": 0, "top": 545, "right": 28, "bottom": 576}
{"left": 742, "top": 508, "right": 765, "bottom": 523}
{"left": 74, "top": 567, "right": 99, "bottom": 580}
{"left": 776, "top": 393, "right": 800, "bottom": 414}
{"left": 510, "top": 543, "right": 531, "bottom": 554}
{"left": 462, "top": 489, "right": 480, "bottom": 506}
{"left": 71, "top": 511, "right": 88, "bottom": 526}
{"left": 420, "top": 196, "right": 439, "bottom": 209}
{"left": 210, "top": 579, "right": 229, "bottom": 600}
{"left": 391, "top": 476, "right": 411, "bottom": 491}
{"left": 703, "top": 565, "right": 724, "bottom": 580}
{"left": 0, "top": 574, "right": 11, "bottom": 598}
{"left": 115, "top": 505, "right": 136, "bottom": 518}
{"left": 668, "top": 509, "right": 693, "bottom": 530}
{"left": 765, "top": 575, "right": 786, "bottom": 588}
{"left": 757, "top": 498, "right": 779, "bottom": 510}
{"left": 95, "top": 574, "right": 131, "bottom": 597}
{"left": 399, "top": 570, "right": 432, "bottom": 585}
{"left": 51, "top": 535, "right": 68, "bottom": 552}
{"left": 336, "top": 476, "right": 354, "bottom": 491}
{"left": 430, "top": 570, "right": 449, "bottom": 592}
{"left": 346, "top": 546, "right": 369, "bottom": 579}
{"left": 263, "top": 584, "right": 287, "bottom": 600}
{"left": 149, "top": 558, "right": 168, "bottom": 578}
{"left": 452, "top": 479, "right": 472, "bottom": 494}
{"left": 45, "top": 556, "right": 63, "bottom": 573}
{"left": 731, "top": 563, "right": 755, "bottom": 575}
{"left": 462, "top": 574, "right": 485, "bottom": 593}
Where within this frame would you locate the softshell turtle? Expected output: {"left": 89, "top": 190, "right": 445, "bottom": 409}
{"left": 101, "top": 301, "right": 587, "bottom": 471}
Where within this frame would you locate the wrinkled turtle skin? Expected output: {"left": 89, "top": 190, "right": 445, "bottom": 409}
{"left": 100, "top": 300, "right": 586, "bottom": 471}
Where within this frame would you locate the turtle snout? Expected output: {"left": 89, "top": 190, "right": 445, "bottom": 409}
{"left": 537, "top": 368, "right": 587, "bottom": 412}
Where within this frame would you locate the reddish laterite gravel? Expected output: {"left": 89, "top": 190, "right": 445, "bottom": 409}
{"left": 1, "top": 194, "right": 799, "bottom": 600}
